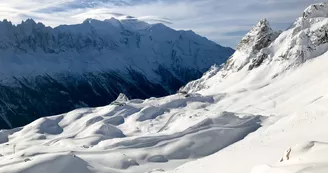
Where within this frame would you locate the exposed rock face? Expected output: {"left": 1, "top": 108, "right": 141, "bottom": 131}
{"left": 226, "top": 19, "right": 281, "bottom": 71}
{"left": 111, "top": 93, "right": 129, "bottom": 106}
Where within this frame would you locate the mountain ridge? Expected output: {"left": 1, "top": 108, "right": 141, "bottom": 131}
{"left": 0, "top": 17, "right": 234, "bottom": 128}
{"left": 182, "top": 2, "right": 328, "bottom": 94}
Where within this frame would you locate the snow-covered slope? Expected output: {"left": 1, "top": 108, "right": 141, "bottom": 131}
{"left": 0, "top": 18, "right": 233, "bottom": 129}
{"left": 2, "top": 2, "right": 328, "bottom": 173}
{"left": 168, "top": 50, "right": 328, "bottom": 173}
{"left": 168, "top": 2, "right": 328, "bottom": 173}
{"left": 0, "top": 93, "right": 264, "bottom": 173}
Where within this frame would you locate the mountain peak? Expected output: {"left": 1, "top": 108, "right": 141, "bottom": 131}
{"left": 105, "top": 17, "right": 120, "bottom": 23}
{"left": 258, "top": 18, "right": 269, "bottom": 27}
{"left": 23, "top": 18, "right": 36, "bottom": 25}
{"left": 303, "top": 2, "right": 328, "bottom": 19}
{"left": 236, "top": 18, "right": 272, "bottom": 51}
{"left": 1, "top": 19, "right": 12, "bottom": 24}
{"left": 225, "top": 18, "right": 279, "bottom": 71}
{"left": 180, "top": 19, "right": 281, "bottom": 93}
{"left": 19, "top": 18, "right": 47, "bottom": 30}
{"left": 82, "top": 18, "right": 95, "bottom": 24}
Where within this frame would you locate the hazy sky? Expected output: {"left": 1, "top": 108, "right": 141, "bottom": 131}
{"left": 0, "top": 0, "right": 322, "bottom": 48}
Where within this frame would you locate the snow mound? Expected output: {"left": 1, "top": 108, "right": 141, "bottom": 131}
{"left": 79, "top": 123, "right": 126, "bottom": 139}
{"left": 104, "top": 116, "right": 125, "bottom": 125}
{"left": 22, "top": 116, "right": 64, "bottom": 135}
{"left": 148, "top": 155, "right": 169, "bottom": 163}
{"left": 5, "top": 154, "right": 92, "bottom": 173}
{"left": 136, "top": 106, "right": 168, "bottom": 121}
{"left": 0, "top": 92, "right": 265, "bottom": 173}
{"left": 85, "top": 116, "right": 104, "bottom": 127}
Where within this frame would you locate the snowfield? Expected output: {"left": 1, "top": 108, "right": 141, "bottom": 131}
{"left": 2, "top": 2, "right": 328, "bottom": 173}
{"left": 0, "top": 94, "right": 264, "bottom": 173}
{"left": 169, "top": 51, "right": 328, "bottom": 173}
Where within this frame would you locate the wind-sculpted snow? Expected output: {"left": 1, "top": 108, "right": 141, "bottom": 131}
{"left": 0, "top": 93, "right": 264, "bottom": 173}
{"left": 0, "top": 18, "right": 233, "bottom": 129}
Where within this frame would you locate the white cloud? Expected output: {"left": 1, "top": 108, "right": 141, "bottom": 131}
{"left": 0, "top": 0, "right": 322, "bottom": 48}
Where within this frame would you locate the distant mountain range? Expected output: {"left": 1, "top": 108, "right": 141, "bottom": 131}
{"left": 0, "top": 18, "right": 233, "bottom": 128}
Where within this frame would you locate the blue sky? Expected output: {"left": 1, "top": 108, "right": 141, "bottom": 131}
{"left": 0, "top": 0, "right": 321, "bottom": 48}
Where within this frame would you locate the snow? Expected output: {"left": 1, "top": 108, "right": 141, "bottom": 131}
{"left": 0, "top": 93, "right": 264, "bottom": 173}
{"left": 11, "top": 154, "right": 93, "bottom": 173}
{"left": 168, "top": 51, "right": 328, "bottom": 173}
{"left": 165, "top": 2, "right": 328, "bottom": 173}
{"left": 3, "top": 2, "right": 328, "bottom": 173}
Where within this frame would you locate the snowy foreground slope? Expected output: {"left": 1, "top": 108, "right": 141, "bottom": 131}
{"left": 0, "top": 94, "right": 263, "bottom": 173}
{"left": 2, "top": 2, "right": 328, "bottom": 173}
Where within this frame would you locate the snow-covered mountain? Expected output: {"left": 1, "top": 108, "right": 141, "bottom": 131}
{"left": 182, "top": 2, "right": 328, "bottom": 93}
{"left": 180, "top": 18, "right": 282, "bottom": 93}
{"left": 0, "top": 18, "right": 233, "bottom": 129}
{"left": 2, "top": 2, "right": 328, "bottom": 173}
